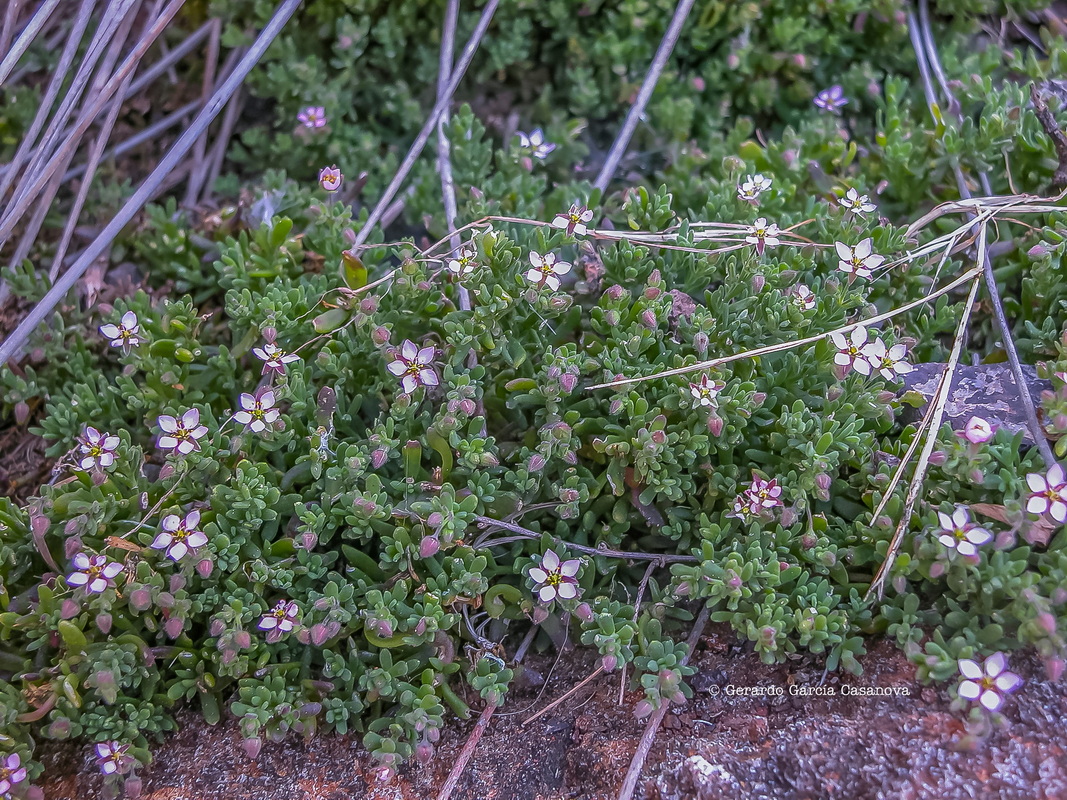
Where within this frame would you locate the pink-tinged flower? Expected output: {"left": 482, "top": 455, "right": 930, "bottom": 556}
{"left": 526, "top": 251, "right": 572, "bottom": 291}
{"left": 95, "top": 741, "right": 132, "bottom": 775}
{"left": 862, "top": 338, "right": 912, "bottom": 381}
{"left": 516, "top": 128, "right": 555, "bottom": 159}
{"left": 792, "top": 284, "right": 816, "bottom": 311}
{"left": 253, "top": 341, "right": 300, "bottom": 376}
{"left": 937, "top": 507, "right": 993, "bottom": 557}
{"left": 157, "top": 409, "right": 209, "bottom": 455}
{"left": 835, "top": 239, "right": 884, "bottom": 279}
{"left": 79, "top": 426, "right": 120, "bottom": 469}
{"left": 67, "top": 553, "right": 123, "bottom": 594}
{"left": 814, "top": 85, "right": 848, "bottom": 113}
{"left": 746, "top": 474, "right": 783, "bottom": 510}
{"left": 728, "top": 493, "right": 760, "bottom": 521}
{"left": 737, "top": 174, "right": 772, "bottom": 202}
{"left": 961, "top": 416, "right": 996, "bottom": 444}
{"left": 386, "top": 340, "right": 439, "bottom": 395}
{"left": 831, "top": 327, "right": 873, "bottom": 376}
{"left": 839, "top": 188, "right": 876, "bottom": 214}
{"left": 529, "top": 550, "right": 581, "bottom": 603}
{"left": 957, "top": 653, "right": 1023, "bottom": 711}
{"left": 259, "top": 600, "right": 300, "bottom": 632}
{"left": 298, "top": 106, "right": 326, "bottom": 128}
{"left": 1025, "top": 463, "right": 1067, "bottom": 524}
{"left": 234, "top": 390, "right": 280, "bottom": 433}
{"left": 151, "top": 510, "right": 208, "bottom": 561}
{"left": 551, "top": 204, "right": 594, "bottom": 236}
{"left": 0, "top": 752, "right": 27, "bottom": 794}
{"left": 447, "top": 246, "right": 478, "bottom": 277}
{"left": 689, "top": 375, "right": 726, "bottom": 408}
{"left": 99, "top": 310, "right": 141, "bottom": 353}
{"left": 318, "top": 165, "right": 343, "bottom": 192}
{"left": 745, "top": 218, "right": 780, "bottom": 255}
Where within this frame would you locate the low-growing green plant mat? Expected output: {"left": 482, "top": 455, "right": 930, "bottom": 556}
{"left": 2, "top": 1, "right": 1067, "bottom": 797}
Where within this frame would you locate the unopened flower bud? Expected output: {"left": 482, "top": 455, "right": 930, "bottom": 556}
{"left": 634, "top": 700, "right": 655, "bottom": 719}
{"left": 644, "top": 286, "right": 661, "bottom": 300}
{"left": 420, "top": 535, "right": 440, "bottom": 558}
{"left": 641, "top": 309, "right": 657, "bottom": 329}
{"left": 751, "top": 274, "right": 765, "bottom": 293}
{"left": 130, "top": 589, "right": 152, "bottom": 612}
{"left": 529, "top": 454, "right": 546, "bottom": 472}
{"left": 560, "top": 373, "right": 578, "bottom": 393}
{"left": 360, "top": 297, "right": 378, "bottom": 314}
{"left": 96, "top": 613, "right": 112, "bottom": 634}
{"left": 1046, "top": 657, "right": 1065, "bottom": 681}
{"left": 927, "top": 450, "right": 946, "bottom": 466}
{"left": 707, "top": 415, "right": 723, "bottom": 437}
{"left": 164, "top": 617, "right": 184, "bottom": 638}
{"left": 124, "top": 776, "right": 143, "bottom": 799}
{"left": 61, "top": 599, "right": 80, "bottom": 619}
{"left": 372, "top": 449, "right": 388, "bottom": 469}
{"left": 243, "top": 737, "right": 262, "bottom": 760}
{"left": 235, "top": 631, "right": 252, "bottom": 649}
{"left": 210, "top": 619, "right": 225, "bottom": 637}
{"left": 605, "top": 285, "right": 626, "bottom": 301}
{"left": 372, "top": 326, "right": 391, "bottom": 345}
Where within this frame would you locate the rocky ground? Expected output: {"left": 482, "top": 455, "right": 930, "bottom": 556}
{"left": 37, "top": 625, "right": 1067, "bottom": 800}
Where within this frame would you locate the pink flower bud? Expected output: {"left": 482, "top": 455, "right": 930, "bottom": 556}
{"left": 96, "top": 613, "right": 112, "bottom": 634}
{"left": 164, "top": 617, "right": 184, "bottom": 638}
{"left": 210, "top": 619, "right": 225, "bottom": 637}
{"left": 420, "top": 535, "right": 440, "bottom": 558}
{"left": 372, "top": 449, "right": 388, "bottom": 469}
{"left": 300, "top": 532, "right": 318, "bottom": 551}
{"left": 48, "top": 718, "right": 72, "bottom": 739}
{"left": 692, "top": 76, "right": 705, "bottom": 91}
{"left": 560, "top": 373, "right": 578, "bottom": 393}
{"left": 707, "top": 415, "right": 723, "bottom": 437}
{"left": 573, "top": 602, "right": 593, "bottom": 622}
{"left": 751, "top": 274, "right": 765, "bottom": 293}
{"left": 159, "top": 463, "right": 176, "bottom": 481}
{"left": 61, "top": 599, "right": 80, "bottom": 619}
{"left": 605, "top": 285, "right": 626, "bottom": 301}
{"left": 644, "top": 287, "right": 661, "bottom": 300}
{"left": 311, "top": 624, "right": 330, "bottom": 646}
{"left": 800, "top": 534, "right": 817, "bottom": 549}
{"left": 195, "top": 558, "right": 213, "bottom": 579}
{"left": 927, "top": 450, "right": 946, "bottom": 466}
{"left": 929, "top": 562, "right": 945, "bottom": 579}
{"left": 124, "top": 776, "right": 143, "bottom": 799}
{"left": 242, "top": 737, "right": 262, "bottom": 760}
{"left": 1037, "top": 612, "right": 1057, "bottom": 635}
{"left": 529, "top": 454, "right": 546, "bottom": 472}
{"left": 235, "top": 631, "right": 252, "bottom": 649}
{"left": 1046, "top": 657, "right": 1065, "bottom": 681}
{"left": 634, "top": 700, "right": 654, "bottom": 719}
{"left": 360, "top": 297, "right": 378, "bottom": 314}
{"left": 130, "top": 589, "right": 152, "bottom": 612}
{"left": 169, "top": 574, "right": 186, "bottom": 593}
{"left": 610, "top": 399, "right": 624, "bottom": 415}
{"left": 602, "top": 654, "right": 618, "bottom": 672}
{"left": 415, "top": 741, "right": 434, "bottom": 763}
{"left": 372, "top": 326, "right": 391, "bottom": 345}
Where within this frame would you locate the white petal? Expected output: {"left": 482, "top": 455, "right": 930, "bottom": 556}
{"left": 1049, "top": 464, "right": 1066, "bottom": 486}
{"left": 1026, "top": 472, "right": 1048, "bottom": 492}
{"left": 158, "top": 416, "right": 178, "bottom": 433}
{"left": 99, "top": 324, "right": 120, "bottom": 339}
{"left": 88, "top": 578, "right": 108, "bottom": 593}
{"left": 181, "top": 408, "right": 200, "bottom": 428}
{"left": 419, "top": 368, "right": 439, "bottom": 387}
{"left": 169, "top": 542, "right": 188, "bottom": 561}
{"left": 73, "top": 553, "right": 90, "bottom": 569}
{"left": 102, "top": 562, "right": 123, "bottom": 578}
{"left": 560, "top": 559, "right": 581, "bottom": 577}
{"left": 538, "top": 585, "right": 557, "bottom": 602}
{"left": 958, "top": 678, "right": 981, "bottom": 699}
{"left": 187, "top": 531, "right": 208, "bottom": 548}
{"left": 387, "top": 359, "right": 407, "bottom": 376}
{"left": 995, "top": 673, "right": 1023, "bottom": 693}
{"left": 121, "top": 311, "right": 138, "bottom": 329}
{"left": 401, "top": 374, "right": 418, "bottom": 394}
{"left": 529, "top": 567, "right": 548, "bottom": 584}
{"left": 239, "top": 394, "right": 256, "bottom": 410}
{"left": 544, "top": 275, "right": 560, "bottom": 291}
{"left": 416, "top": 346, "right": 435, "bottom": 366}
{"left": 525, "top": 268, "right": 544, "bottom": 284}
{"left": 958, "top": 659, "right": 983, "bottom": 679}
{"left": 834, "top": 242, "right": 851, "bottom": 260}
{"left": 1027, "top": 496, "right": 1050, "bottom": 515}
{"left": 68, "top": 572, "right": 89, "bottom": 586}
{"left": 979, "top": 690, "right": 1002, "bottom": 711}
{"left": 529, "top": 251, "right": 545, "bottom": 268}
{"left": 186, "top": 510, "right": 201, "bottom": 528}
{"left": 556, "top": 582, "right": 577, "bottom": 599}
{"left": 234, "top": 411, "right": 252, "bottom": 425}
{"left": 151, "top": 533, "right": 173, "bottom": 549}
{"left": 542, "top": 550, "right": 560, "bottom": 570}
{"left": 984, "top": 653, "right": 1007, "bottom": 678}
{"left": 401, "top": 340, "right": 418, "bottom": 361}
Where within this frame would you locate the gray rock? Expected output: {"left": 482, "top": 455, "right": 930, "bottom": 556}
{"left": 899, "top": 363, "right": 1051, "bottom": 443}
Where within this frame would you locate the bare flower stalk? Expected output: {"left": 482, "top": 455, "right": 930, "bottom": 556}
{"left": 0, "top": 0, "right": 63, "bottom": 86}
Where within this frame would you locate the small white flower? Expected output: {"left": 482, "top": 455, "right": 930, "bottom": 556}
{"left": 526, "top": 251, "right": 572, "bottom": 291}
{"left": 234, "top": 390, "right": 281, "bottom": 433}
{"left": 253, "top": 342, "right": 300, "bottom": 376}
{"left": 839, "top": 188, "right": 876, "bottom": 214}
{"left": 689, "top": 375, "right": 725, "bottom": 408}
{"left": 386, "top": 340, "right": 439, "bottom": 395}
{"left": 957, "top": 653, "right": 1023, "bottom": 712}
{"left": 79, "top": 426, "right": 120, "bottom": 469}
{"left": 728, "top": 493, "right": 759, "bottom": 521}
{"left": 67, "top": 553, "right": 123, "bottom": 594}
{"left": 529, "top": 550, "right": 581, "bottom": 603}
{"left": 1025, "top": 463, "right": 1067, "bottom": 524}
{"left": 157, "top": 409, "right": 209, "bottom": 455}
{"left": 737, "top": 174, "right": 772, "bottom": 202}
{"left": 861, "top": 338, "right": 912, "bottom": 381}
{"left": 835, "top": 238, "right": 885, "bottom": 279}
{"left": 830, "top": 327, "right": 872, "bottom": 376}
{"left": 95, "top": 741, "right": 132, "bottom": 776}
{"left": 517, "top": 128, "right": 556, "bottom": 160}
{"left": 259, "top": 600, "right": 300, "bottom": 632}
{"left": 151, "top": 510, "right": 208, "bottom": 561}
{"left": 447, "top": 246, "right": 478, "bottom": 277}
{"left": 551, "top": 204, "right": 594, "bottom": 236}
{"left": 99, "top": 311, "right": 141, "bottom": 353}
{"left": 745, "top": 218, "right": 780, "bottom": 255}
{"left": 814, "top": 85, "right": 848, "bottom": 113}
{"left": 792, "top": 284, "right": 816, "bottom": 311}
{"left": 937, "top": 507, "right": 993, "bottom": 557}
{"left": 962, "top": 416, "right": 995, "bottom": 444}
{"left": 746, "top": 474, "right": 783, "bottom": 510}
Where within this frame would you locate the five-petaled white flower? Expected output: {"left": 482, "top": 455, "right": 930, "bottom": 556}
{"left": 728, "top": 493, "right": 759, "bottom": 521}
{"left": 529, "top": 550, "right": 581, "bottom": 603}
{"left": 745, "top": 474, "right": 783, "bottom": 510}
{"left": 516, "top": 128, "right": 555, "bottom": 159}
{"left": 387, "top": 340, "right": 439, "bottom": 395}
{"left": 839, "top": 188, "right": 876, "bottom": 214}
{"left": 68, "top": 553, "right": 123, "bottom": 594}
{"left": 0, "top": 752, "right": 27, "bottom": 795}
{"left": 526, "top": 251, "right": 572, "bottom": 291}
{"left": 862, "top": 338, "right": 912, "bottom": 381}
{"left": 552, "top": 204, "right": 594, "bottom": 236}
{"left": 157, "top": 409, "right": 209, "bottom": 455}
{"left": 831, "top": 327, "right": 873, "bottom": 376}
{"left": 745, "top": 218, "right": 780, "bottom": 255}
{"left": 99, "top": 311, "right": 141, "bottom": 353}
{"left": 259, "top": 600, "right": 300, "bottom": 632}
{"left": 737, "top": 174, "right": 772, "bottom": 202}
{"left": 835, "top": 239, "right": 884, "bottom": 279}
{"left": 253, "top": 341, "right": 300, "bottom": 376}
{"left": 792, "top": 284, "right": 816, "bottom": 311}
{"left": 447, "top": 247, "right": 478, "bottom": 277}
{"left": 689, "top": 375, "right": 726, "bottom": 408}
{"left": 79, "top": 426, "right": 120, "bottom": 469}
{"left": 235, "top": 390, "right": 280, "bottom": 433}
{"left": 95, "top": 741, "right": 131, "bottom": 775}
{"left": 957, "top": 653, "right": 1023, "bottom": 712}
{"left": 937, "top": 507, "right": 993, "bottom": 557}
{"left": 1025, "top": 463, "right": 1067, "bottom": 524}
{"left": 814, "top": 85, "right": 848, "bottom": 113}
{"left": 962, "top": 416, "right": 996, "bottom": 444}
{"left": 298, "top": 106, "right": 326, "bottom": 128}
{"left": 151, "top": 510, "right": 208, "bottom": 561}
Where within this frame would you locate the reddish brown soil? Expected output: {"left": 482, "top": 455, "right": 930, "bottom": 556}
{"left": 36, "top": 627, "right": 1067, "bottom": 800}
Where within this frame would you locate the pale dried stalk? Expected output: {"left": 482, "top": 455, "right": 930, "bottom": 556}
{"left": 0, "top": 0, "right": 63, "bottom": 86}
{"left": 182, "top": 17, "right": 223, "bottom": 206}
{"left": 0, "top": 0, "right": 304, "bottom": 365}
{"left": 437, "top": 0, "right": 467, "bottom": 310}
{"left": 594, "top": 0, "right": 697, "bottom": 193}
{"left": 435, "top": 702, "right": 497, "bottom": 800}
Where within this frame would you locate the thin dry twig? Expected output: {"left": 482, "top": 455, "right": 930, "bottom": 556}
{"left": 0, "top": 0, "right": 305, "bottom": 365}
{"left": 1029, "top": 84, "right": 1067, "bottom": 192}
{"left": 615, "top": 604, "right": 708, "bottom": 800}
{"left": 182, "top": 17, "right": 223, "bottom": 206}
{"left": 0, "top": 0, "right": 63, "bottom": 86}
{"left": 593, "top": 0, "right": 697, "bottom": 193}
{"left": 435, "top": 702, "right": 497, "bottom": 800}
{"left": 522, "top": 665, "right": 605, "bottom": 727}
{"left": 437, "top": 0, "right": 468, "bottom": 311}
{"left": 351, "top": 0, "right": 501, "bottom": 248}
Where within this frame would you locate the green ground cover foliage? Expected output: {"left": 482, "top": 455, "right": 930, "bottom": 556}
{"left": 2, "top": 0, "right": 1067, "bottom": 794}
